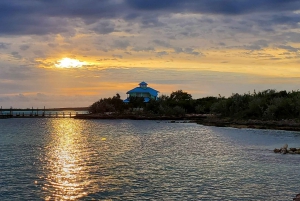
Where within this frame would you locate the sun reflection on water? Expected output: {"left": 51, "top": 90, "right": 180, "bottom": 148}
{"left": 42, "top": 119, "right": 92, "bottom": 200}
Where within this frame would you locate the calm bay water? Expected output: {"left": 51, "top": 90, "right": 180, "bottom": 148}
{"left": 0, "top": 118, "right": 299, "bottom": 200}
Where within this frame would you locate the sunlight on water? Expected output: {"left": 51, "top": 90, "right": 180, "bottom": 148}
{"left": 42, "top": 119, "right": 91, "bottom": 200}
{"left": 0, "top": 119, "right": 300, "bottom": 200}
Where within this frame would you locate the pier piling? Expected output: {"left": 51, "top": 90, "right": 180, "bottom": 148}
{"left": 0, "top": 107, "right": 83, "bottom": 118}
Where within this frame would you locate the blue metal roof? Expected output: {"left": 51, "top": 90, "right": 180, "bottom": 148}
{"left": 127, "top": 86, "right": 159, "bottom": 97}
{"left": 123, "top": 98, "right": 130, "bottom": 103}
{"left": 124, "top": 82, "right": 159, "bottom": 103}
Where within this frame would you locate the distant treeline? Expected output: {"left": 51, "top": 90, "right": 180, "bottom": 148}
{"left": 89, "top": 89, "right": 300, "bottom": 120}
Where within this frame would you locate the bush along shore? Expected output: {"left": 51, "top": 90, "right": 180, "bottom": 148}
{"left": 83, "top": 89, "right": 300, "bottom": 131}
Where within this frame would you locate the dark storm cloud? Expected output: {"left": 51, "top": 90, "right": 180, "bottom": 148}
{"left": 153, "top": 40, "right": 171, "bottom": 48}
{"left": 278, "top": 45, "right": 300, "bottom": 53}
{"left": 174, "top": 48, "right": 203, "bottom": 56}
{"left": 113, "top": 40, "right": 130, "bottom": 50}
{"left": 92, "top": 21, "right": 116, "bottom": 34}
{"left": 19, "top": 44, "right": 30, "bottom": 51}
{"left": 244, "top": 40, "right": 269, "bottom": 51}
{"left": 0, "top": 0, "right": 124, "bottom": 35}
{"left": 0, "top": 65, "right": 33, "bottom": 79}
{"left": 140, "top": 15, "right": 165, "bottom": 27}
{"left": 0, "top": 0, "right": 299, "bottom": 36}
{"left": 252, "top": 13, "right": 300, "bottom": 31}
{"left": 131, "top": 46, "right": 155, "bottom": 52}
{"left": 0, "top": 42, "right": 9, "bottom": 49}
{"left": 156, "top": 51, "right": 168, "bottom": 57}
{"left": 47, "top": 43, "right": 58, "bottom": 48}
{"left": 126, "top": 0, "right": 300, "bottom": 15}
{"left": 182, "top": 48, "right": 202, "bottom": 56}
{"left": 11, "top": 51, "right": 22, "bottom": 59}
{"left": 33, "top": 50, "right": 45, "bottom": 58}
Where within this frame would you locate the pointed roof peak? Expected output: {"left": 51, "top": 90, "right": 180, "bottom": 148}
{"left": 139, "top": 81, "right": 148, "bottom": 86}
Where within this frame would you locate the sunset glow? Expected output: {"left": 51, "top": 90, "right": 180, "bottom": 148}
{"left": 0, "top": 1, "right": 300, "bottom": 108}
{"left": 55, "top": 58, "right": 86, "bottom": 69}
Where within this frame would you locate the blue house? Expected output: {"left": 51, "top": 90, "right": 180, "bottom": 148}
{"left": 123, "top": 82, "right": 159, "bottom": 103}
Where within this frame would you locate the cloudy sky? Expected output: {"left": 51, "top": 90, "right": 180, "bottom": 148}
{"left": 1, "top": 0, "right": 300, "bottom": 108}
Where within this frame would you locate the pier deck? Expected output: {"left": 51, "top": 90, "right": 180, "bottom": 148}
{"left": 0, "top": 112, "right": 78, "bottom": 118}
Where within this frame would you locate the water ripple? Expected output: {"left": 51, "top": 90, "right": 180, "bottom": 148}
{"left": 0, "top": 119, "right": 300, "bottom": 200}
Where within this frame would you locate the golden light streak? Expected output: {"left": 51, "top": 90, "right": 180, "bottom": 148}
{"left": 43, "top": 119, "right": 92, "bottom": 200}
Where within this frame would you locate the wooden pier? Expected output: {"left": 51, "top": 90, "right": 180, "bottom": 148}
{"left": 0, "top": 106, "right": 88, "bottom": 119}
{"left": 0, "top": 112, "right": 79, "bottom": 118}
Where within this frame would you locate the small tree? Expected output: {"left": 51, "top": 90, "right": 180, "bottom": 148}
{"left": 89, "top": 93, "right": 125, "bottom": 114}
{"left": 169, "top": 90, "right": 192, "bottom": 101}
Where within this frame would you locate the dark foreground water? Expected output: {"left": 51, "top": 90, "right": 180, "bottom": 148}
{"left": 0, "top": 119, "right": 299, "bottom": 200}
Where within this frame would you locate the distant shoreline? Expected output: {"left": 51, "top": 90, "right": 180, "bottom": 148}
{"left": 74, "top": 113, "right": 300, "bottom": 131}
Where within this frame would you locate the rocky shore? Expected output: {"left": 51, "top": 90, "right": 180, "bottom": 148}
{"left": 194, "top": 117, "right": 300, "bottom": 131}
{"left": 273, "top": 144, "right": 300, "bottom": 154}
{"left": 293, "top": 194, "right": 300, "bottom": 201}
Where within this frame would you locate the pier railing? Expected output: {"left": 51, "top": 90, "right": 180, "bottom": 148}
{"left": 0, "top": 106, "right": 88, "bottom": 119}
{"left": 0, "top": 112, "right": 79, "bottom": 118}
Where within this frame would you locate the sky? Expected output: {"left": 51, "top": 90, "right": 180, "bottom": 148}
{"left": 0, "top": 0, "right": 300, "bottom": 108}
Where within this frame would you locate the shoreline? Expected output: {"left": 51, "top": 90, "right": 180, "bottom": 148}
{"left": 73, "top": 113, "right": 193, "bottom": 120}
{"left": 74, "top": 114, "right": 300, "bottom": 131}
{"left": 194, "top": 118, "right": 300, "bottom": 131}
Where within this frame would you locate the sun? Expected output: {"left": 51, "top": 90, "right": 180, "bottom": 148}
{"left": 55, "top": 58, "right": 86, "bottom": 68}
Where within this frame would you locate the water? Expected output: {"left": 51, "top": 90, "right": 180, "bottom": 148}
{"left": 0, "top": 119, "right": 299, "bottom": 200}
